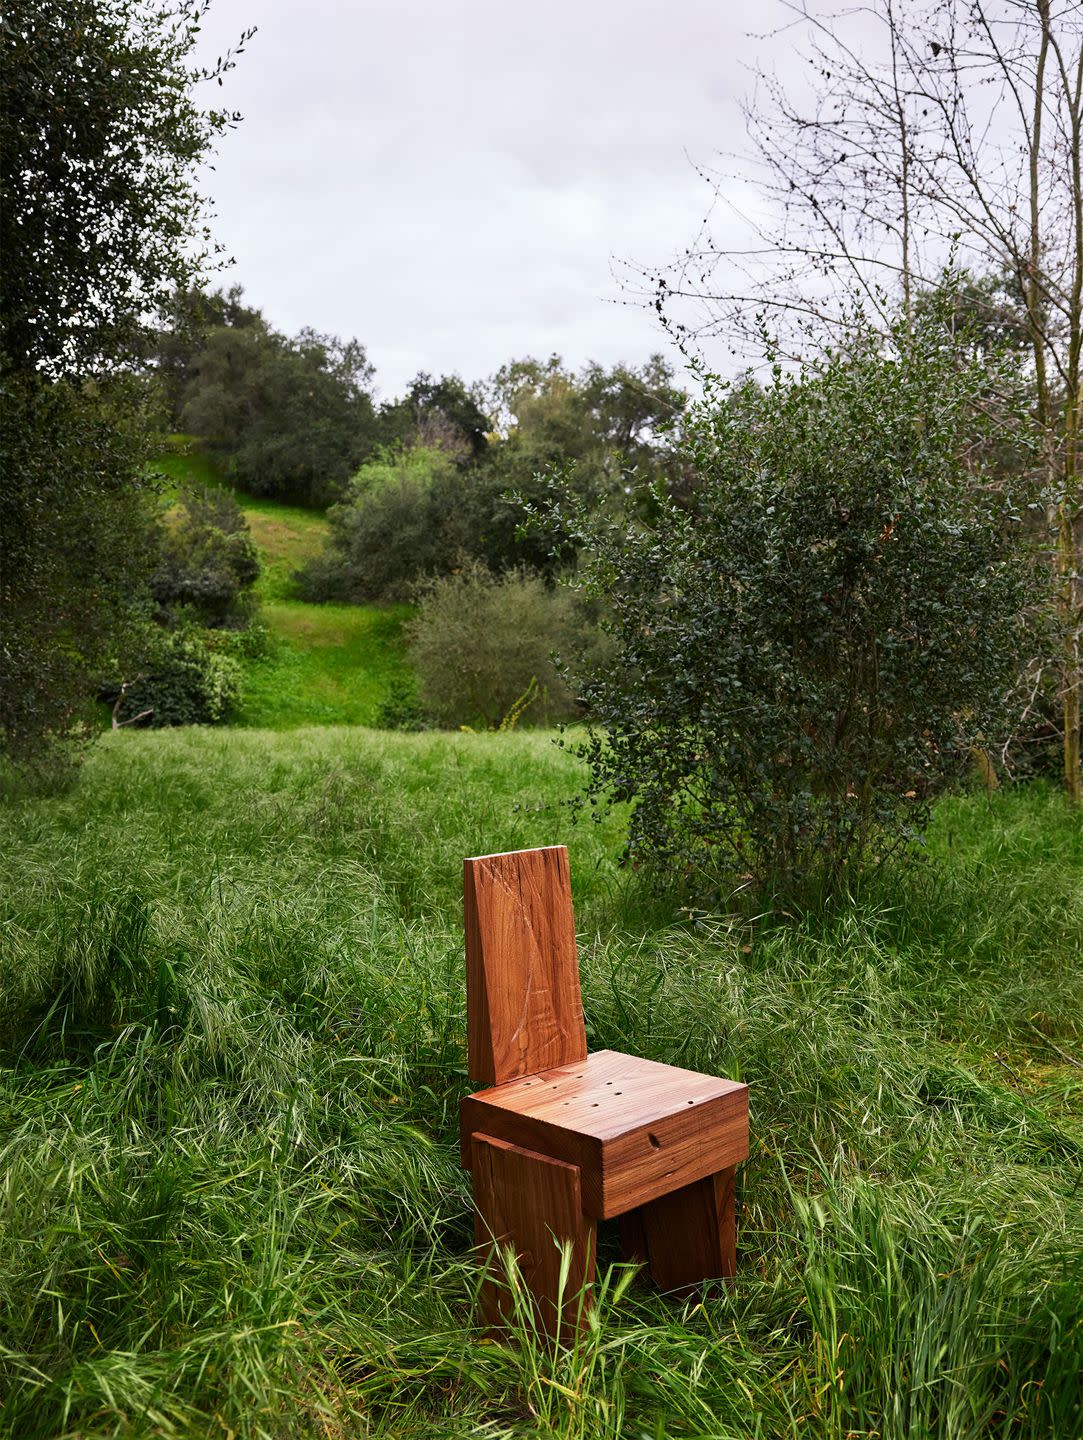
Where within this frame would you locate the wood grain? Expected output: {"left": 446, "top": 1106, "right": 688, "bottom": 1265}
{"left": 461, "top": 1049, "right": 749, "bottom": 1219}
{"left": 465, "top": 846, "right": 587, "bottom": 1086}
{"left": 470, "top": 1132, "right": 595, "bottom": 1340}
{"left": 461, "top": 844, "right": 749, "bottom": 1311}
{"left": 638, "top": 1166, "right": 737, "bottom": 1293}
{"left": 617, "top": 1207, "right": 649, "bottom": 1266}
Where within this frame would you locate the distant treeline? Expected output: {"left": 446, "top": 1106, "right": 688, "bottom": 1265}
{"left": 154, "top": 286, "right": 688, "bottom": 507}
{"left": 149, "top": 286, "right": 694, "bottom": 605}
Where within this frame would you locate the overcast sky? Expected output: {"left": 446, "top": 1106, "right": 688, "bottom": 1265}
{"left": 192, "top": 1, "right": 779, "bottom": 400}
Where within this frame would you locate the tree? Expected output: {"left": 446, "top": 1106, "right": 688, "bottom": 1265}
{"left": 375, "top": 372, "right": 492, "bottom": 458}
{"left": 0, "top": 374, "right": 159, "bottom": 776}
{"left": 485, "top": 353, "right": 686, "bottom": 498}
{"left": 406, "top": 562, "right": 596, "bottom": 728}
{"left": 152, "top": 284, "right": 265, "bottom": 428}
{"left": 298, "top": 445, "right": 474, "bottom": 601}
{"left": 653, "top": 0, "right": 1082, "bottom": 803}
{"left": 0, "top": 0, "right": 251, "bottom": 377}
{"left": 301, "top": 356, "right": 688, "bottom": 601}
{"left": 0, "top": 0, "right": 249, "bottom": 777}
{"left": 150, "top": 485, "right": 260, "bottom": 628}
{"left": 180, "top": 313, "right": 377, "bottom": 505}
{"left": 481, "top": 354, "right": 688, "bottom": 562}
{"left": 538, "top": 299, "right": 1037, "bottom": 900}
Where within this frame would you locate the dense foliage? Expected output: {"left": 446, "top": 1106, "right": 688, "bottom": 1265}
{"left": 0, "top": 0, "right": 244, "bottom": 777}
{"left": 406, "top": 562, "right": 600, "bottom": 727}
{"left": 483, "top": 353, "right": 685, "bottom": 503}
{"left": 374, "top": 371, "right": 491, "bottom": 457}
{"left": 113, "top": 626, "right": 244, "bottom": 728}
{"left": 0, "top": 375, "right": 158, "bottom": 776}
{"left": 545, "top": 302, "right": 1037, "bottom": 899}
{"left": 0, "top": 0, "right": 245, "bottom": 377}
{"left": 150, "top": 483, "right": 260, "bottom": 628}
{"left": 98, "top": 481, "right": 262, "bottom": 729}
{"left": 301, "top": 356, "right": 685, "bottom": 600}
{"left": 180, "top": 314, "right": 378, "bottom": 506}
{"left": 299, "top": 446, "right": 476, "bottom": 601}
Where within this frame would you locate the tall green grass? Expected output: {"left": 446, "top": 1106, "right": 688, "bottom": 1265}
{"left": 0, "top": 730, "right": 1080, "bottom": 1437}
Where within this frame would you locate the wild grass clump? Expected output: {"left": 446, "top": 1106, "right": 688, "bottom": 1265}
{"left": 0, "top": 729, "right": 1079, "bottom": 1437}
{"left": 407, "top": 562, "right": 599, "bottom": 729}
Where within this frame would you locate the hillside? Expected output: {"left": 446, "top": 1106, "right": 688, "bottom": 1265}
{"left": 153, "top": 439, "right": 411, "bottom": 727}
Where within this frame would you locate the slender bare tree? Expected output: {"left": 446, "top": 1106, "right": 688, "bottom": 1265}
{"left": 653, "top": 0, "right": 1082, "bottom": 802}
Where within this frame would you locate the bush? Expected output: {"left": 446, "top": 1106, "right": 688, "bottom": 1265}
{"left": 151, "top": 484, "right": 260, "bottom": 628}
{"left": 114, "top": 628, "right": 243, "bottom": 727}
{"left": 298, "top": 446, "right": 472, "bottom": 601}
{"left": 374, "top": 674, "right": 431, "bottom": 732}
{"left": 541, "top": 297, "right": 1038, "bottom": 900}
{"left": 299, "top": 443, "right": 589, "bottom": 603}
{"left": 407, "top": 563, "right": 600, "bottom": 728}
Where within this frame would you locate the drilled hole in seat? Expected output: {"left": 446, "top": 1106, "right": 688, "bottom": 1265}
{"left": 687, "top": 1099, "right": 695, "bottom": 1105}
{"left": 591, "top": 1102, "right": 599, "bottom": 1107}
{"left": 648, "top": 1133, "right": 662, "bottom": 1149}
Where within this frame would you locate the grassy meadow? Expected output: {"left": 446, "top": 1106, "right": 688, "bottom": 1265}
{"left": 1, "top": 727, "right": 1081, "bottom": 1438}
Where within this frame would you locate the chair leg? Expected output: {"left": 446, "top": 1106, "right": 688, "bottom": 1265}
{"left": 631, "top": 1166, "right": 737, "bottom": 1294}
{"left": 617, "top": 1206, "right": 649, "bottom": 1266}
{"left": 470, "top": 1132, "right": 596, "bottom": 1340}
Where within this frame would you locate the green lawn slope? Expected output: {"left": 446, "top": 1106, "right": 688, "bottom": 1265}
{"left": 1, "top": 729, "right": 1080, "bottom": 1438}
{"left": 237, "top": 600, "right": 412, "bottom": 727}
{"left": 152, "top": 439, "right": 411, "bottom": 727}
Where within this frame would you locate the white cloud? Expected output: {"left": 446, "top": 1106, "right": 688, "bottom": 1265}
{"left": 194, "top": 0, "right": 758, "bottom": 395}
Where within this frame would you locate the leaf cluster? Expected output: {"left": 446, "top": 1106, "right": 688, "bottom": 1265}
{"left": 406, "top": 561, "right": 604, "bottom": 729}
{"left": 0, "top": 0, "right": 248, "bottom": 376}
{"left": 150, "top": 484, "right": 260, "bottom": 628}
{"left": 112, "top": 626, "right": 243, "bottom": 728}
{"left": 0, "top": 0, "right": 249, "bottom": 776}
{"left": 179, "top": 315, "right": 377, "bottom": 507}
{"left": 0, "top": 372, "right": 159, "bottom": 777}
{"left": 542, "top": 300, "right": 1040, "bottom": 900}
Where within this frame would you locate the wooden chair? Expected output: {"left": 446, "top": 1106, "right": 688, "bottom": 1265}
{"left": 459, "top": 845, "right": 749, "bottom": 1338}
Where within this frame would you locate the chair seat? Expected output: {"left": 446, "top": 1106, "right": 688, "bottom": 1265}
{"left": 461, "top": 1049, "right": 748, "bottom": 1219}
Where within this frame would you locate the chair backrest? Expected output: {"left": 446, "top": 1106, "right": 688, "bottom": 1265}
{"left": 464, "top": 845, "right": 588, "bottom": 1086}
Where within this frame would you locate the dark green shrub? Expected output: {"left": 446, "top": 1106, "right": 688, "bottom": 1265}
{"left": 180, "top": 322, "right": 376, "bottom": 506}
{"left": 540, "top": 298, "right": 1038, "bottom": 900}
{"left": 151, "top": 485, "right": 260, "bottom": 627}
{"left": 0, "top": 372, "right": 159, "bottom": 782}
{"left": 298, "top": 446, "right": 472, "bottom": 601}
{"left": 114, "top": 628, "right": 242, "bottom": 727}
{"left": 374, "top": 370, "right": 491, "bottom": 457}
{"left": 0, "top": 0, "right": 246, "bottom": 781}
{"left": 206, "top": 621, "right": 273, "bottom": 662}
{"left": 300, "top": 444, "right": 586, "bottom": 603}
{"left": 406, "top": 562, "right": 601, "bottom": 728}
{"left": 299, "top": 357, "right": 688, "bottom": 603}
